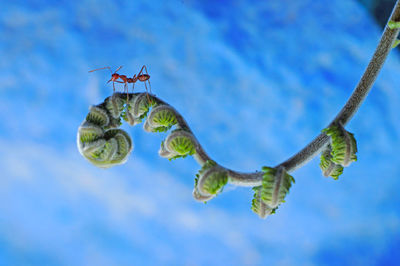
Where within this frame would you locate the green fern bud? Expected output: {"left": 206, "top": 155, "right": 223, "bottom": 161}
{"left": 260, "top": 166, "right": 294, "bottom": 208}
{"left": 79, "top": 138, "right": 106, "bottom": 154}
{"left": 124, "top": 110, "right": 142, "bottom": 126}
{"left": 86, "top": 106, "right": 110, "bottom": 127}
{"left": 105, "top": 94, "right": 126, "bottom": 119}
{"left": 126, "top": 93, "right": 155, "bottom": 125}
{"left": 91, "top": 138, "right": 118, "bottom": 161}
{"left": 78, "top": 121, "right": 104, "bottom": 144}
{"left": 319, "top": 145, "right": 344, "bottom": 180}
{"left": 103, "top": 129, "right": 133, "bottom": 164}
{"left": 192, "top": 188, "right": 214, "bottom": 202}
{"left": 193, "top": 160, "right": 228, "bottom": 201}
{"left": 251, "top": 166, "right": 295, "bottom": 219}
{"left": 159, "top": 129, "right": 196, "bottom": 160}
{"left": 143, "top": 105, "right": 177, "bottom": 133}
{"left": 77, "top": 124, "right": 133, "bottom": 168}
{"left": 393, "top": 39, "right": 400, "bottom": 48}
{"left": 80, "top": 138, "right": 118, "bottom": 166}
{"left": 202, "top": 169, "right": 228, "bottom": 195}
{"left": 388, "top": 20, "right": 400, "bottom": 29}
{"left": 251, "top": 187, "right": 275, "bottom": 219}
{"left": 322, "top": 124, "right": 357, "bottom": 167}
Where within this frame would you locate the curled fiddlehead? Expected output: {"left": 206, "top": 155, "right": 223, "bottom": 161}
{"left": 193, "top": 160, "right": 228, "bottom": 202}
{"left": 75, "top": 92, "right": 308, "bottom": 219}
{"left": 78, "top": 0, "right": 400, "bottom": 218}
{"left": 77, "top": 95, "right": 133, "bottom": 168}
{"left": 251, "top": 166, "right": 295, "bottom": 218}
{"left": 159, "top": 129, "right": 197, "bottom": 160}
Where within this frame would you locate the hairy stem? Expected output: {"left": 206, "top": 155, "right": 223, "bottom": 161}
{"left": 274, "top": 0, "right": 400, "bottom": 175}
{"left": 120, "top": 1, "right": 400, "bottom": 187}
{"left": 207, "top": 0, "right": 399, "bottom": 186}
{"left": 192, "top": 0, "right": 400, "bottom": 186}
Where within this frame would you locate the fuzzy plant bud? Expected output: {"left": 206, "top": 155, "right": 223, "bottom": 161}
{"left": 105, "top": 94, "right": 126, "bottom": 119}
{"left": 143, "top": 104, "right": 178, "bottom": 133}
{"left": 159, "top": 129, "right": 197, "bottom": 160}
{"left": 192, "top": 187, "right": 215, "bottom": 202}
{"left": 388, "top": 21, "right": 400, "bottom": 48}
{"left": 77, "top": 102, "right": 133, "bottom": 168}
{"left": 319, "top": 145, "right": 344, "bottom": 180}
{"left": 86, "top": 106, "right": 110, "bottom": 127}
{"left": 124, "top": 93, "right": 155, "bottom": 125}
{"left": 103, "top": 129, "right": 133, "bottom": 163}
{"left": 388, "top": 20, "right": 400, "bottom": 29}
{"left": 78, "top": 121, "right": 104, "bottom": 144}
{"left": 322, "top": 123, "right": 357, "bottom": 167}
{"left": 251, "top": 187, "right": 273, "bottom": 219}
{"left": 251, "top": 166, "right": 295, "bottom": 219}
{"left": 193, "top": 160, "right": 228, "bottom": 202}
{"left": 78, "top": 127, "right": 133, "bottom": 168}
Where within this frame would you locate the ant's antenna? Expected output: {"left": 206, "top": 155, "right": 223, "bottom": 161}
{"left": 88, "top": 66, "right": 123, "bottom": 74}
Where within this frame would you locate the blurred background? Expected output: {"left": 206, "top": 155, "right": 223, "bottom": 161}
{"left": 1, "top": 0, "right": 400, "bottom": 265}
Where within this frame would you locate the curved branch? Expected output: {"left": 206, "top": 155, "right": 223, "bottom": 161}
{"left": 79, "top": 1, "right": 400, "bottom": 189}
{"left": 189, "top": 0, "right": 400, "bottom": 186}
{"left": 274, "top": 0, "right": 400, "bottom": 175}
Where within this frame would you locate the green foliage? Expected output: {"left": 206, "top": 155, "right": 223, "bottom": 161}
{"left": 105, "top": 95, "right": 125, "bottom": 119}
{"left": 168, "top": 132, "right": 195, "bottom": 155}
{"left": 90, "top": 139, "right": 117, "bottom": 161}
{"left": 152, "top": 107, "right": 177, "bottom": 127}
{"left": 86, "top": 106, "right": 109, "bottom": 127}
{"left": 159, "top": 129, "right": 197, "bottom": 160}
{"left": 78, "top": 0, "right": 400, "bottom": 220}
{"left": 78, "top": 97, "right": 133, "bottom": 168}
{"left": 197, "top": 160, "right": 217, "bottom": 175}
{"left": 320, "top": 146, "right": 344, "bottom": 180}
{"left": 144, "top": 105, "right": 177, "bottom": 133}
{"left": 251, "top": 166, "right": 295, "bottom": 218}
{"left": 393, "top": 39, "right": 400, "bottom": 48}
{"left": 194, "top": 160, "right": 228, "bottom": 196}
{"left": 202, "top": 169, "right": 228, "bottom": 195}
{"left": 124, "top": 93, "right": 156, "bottom": 125}
{"left": 388, "top": 20, "right": 400, "bottom": 29}
{"left": 79, "top": 122, "right": 103, "bottom": 143}
{"left": 322, "top": 124, "right": 357, "bottom": 167}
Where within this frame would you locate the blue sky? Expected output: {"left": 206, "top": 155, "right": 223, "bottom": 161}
{"left": 0, "top": 0, "right": 400, "bottom": 265}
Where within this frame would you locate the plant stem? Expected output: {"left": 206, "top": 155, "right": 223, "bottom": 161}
{"left": 124, "top": 1, "right": 400, "bottom": 187}
{"left": 274, "top": 0, "right": 400, "bottom": 175}
{"left": 225, "top": 0, "right": 400, "bottom": 186}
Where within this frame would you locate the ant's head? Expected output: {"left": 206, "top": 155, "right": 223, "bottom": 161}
{"left": 111, "top": 73, "right": 119, "bottom": 81}
{"left": 107, "top": 73, "right": 120, "bottom": 84}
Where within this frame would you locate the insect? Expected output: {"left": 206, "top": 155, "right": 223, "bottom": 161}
{"left": 89, "top": 65, "right": 152, "bottom": 102}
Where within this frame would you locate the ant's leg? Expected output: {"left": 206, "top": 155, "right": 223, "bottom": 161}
{"left": 113, "top": 81, "right": 116, "bottom": 93}
{"left": 137, "top": 65, "right": 150, "bottom": 77}
{"left": 125, "top": 82, "right": 130, "bottom": 103}
{"left": 147, "top": 79, "right": 152, "bottom": 94}
{"left": 139, "top": 65, "right": 152, "bottom": 95}
{"left": 137, "top": 65, "right": 146, "bottom": 76}
{"left": 113, "top": 80, "right": 124, "bottom": 94}
{"left": 142, "top": 65, "right": 149, "bottom": 75}
{"left": 144, "top": 82, "right": 151, "bottom": 103}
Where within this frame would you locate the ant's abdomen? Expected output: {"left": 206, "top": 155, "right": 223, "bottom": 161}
{"left": 138, "top": 74, "right": 150, "bottom": 81}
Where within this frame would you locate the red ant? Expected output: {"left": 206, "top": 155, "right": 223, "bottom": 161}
{"left": 89, "top": 65, "right": 152, "bottom": 102}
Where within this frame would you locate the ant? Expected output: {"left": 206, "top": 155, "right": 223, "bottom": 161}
{"left": 89, "top": 65, "right": 152, "bottom": 102}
